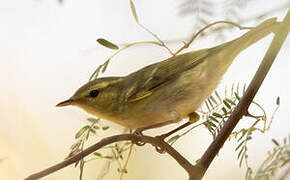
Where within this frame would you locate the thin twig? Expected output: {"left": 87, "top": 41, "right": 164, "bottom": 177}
{"left": 89, "top": 41, "right": 164, "bottom": 80}
{"left": 119, "top": 144, "right": 134, "bottom": 180}
{"left": 174, "top": 21, "right": 253, "bottom": 55}
{"left": 90, "top": 20, "right": 254, "bottom": 80}
{"left": 129, "top": 0, "right": 174, "bottom": 55}
{"left": 137, "top": 23, "right": 174, "bottom": 55}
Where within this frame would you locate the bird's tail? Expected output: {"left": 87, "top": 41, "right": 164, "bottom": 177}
{"left": 220, "top": 18, "right": 282, "bottom": 59}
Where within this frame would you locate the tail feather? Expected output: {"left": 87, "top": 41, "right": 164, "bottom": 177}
{"left": 204, "top": 17, "right": 283, "bottom": 80}
{"left": 224, "top": 18, "right": 282, "bottom": 58}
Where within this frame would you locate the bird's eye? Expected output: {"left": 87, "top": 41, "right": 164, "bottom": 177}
{"left": 89, "top": 90, "right": 99, "bottom": 98}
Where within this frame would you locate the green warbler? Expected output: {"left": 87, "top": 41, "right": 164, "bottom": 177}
{"left": 57, "top": 18, "right": 281, "bottom": 130}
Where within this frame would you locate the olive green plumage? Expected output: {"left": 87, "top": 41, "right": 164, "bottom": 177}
{"left": 57, "top": 18, "right": 281, "bottom": 129}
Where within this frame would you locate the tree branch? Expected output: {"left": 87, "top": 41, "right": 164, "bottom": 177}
{"left": 196, "top": 10, "right": 290, "bottom": 179}
{"left": 24, "top": 134, "right": 196, "bottom": 180}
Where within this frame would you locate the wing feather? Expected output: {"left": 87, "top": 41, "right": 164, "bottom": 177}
{"left": 125, "top": 48, "right": 210, "bottom": 102}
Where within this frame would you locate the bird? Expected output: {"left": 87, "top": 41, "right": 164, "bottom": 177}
{"left": 57, "top": 18, "right": 281, "bottom": 132}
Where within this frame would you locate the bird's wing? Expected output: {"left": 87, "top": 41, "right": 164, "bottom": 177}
{"left": 125, "top": 17, "right": 281, "bottom": 103}
{"left": 125, "top": 48, "right": 210, "bottom": 102}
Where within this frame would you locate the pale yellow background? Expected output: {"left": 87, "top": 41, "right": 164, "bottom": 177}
{"left": 0, "top": 0, "right": 289, "bottom": 180}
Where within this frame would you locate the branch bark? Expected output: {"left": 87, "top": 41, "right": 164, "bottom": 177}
{"left": 24, "top": 134, "right": 196, "bottom": 180}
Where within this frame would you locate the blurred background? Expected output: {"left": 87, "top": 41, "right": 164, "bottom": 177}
{"left": 0, "top": 0, "right": 289, "bottom": 179}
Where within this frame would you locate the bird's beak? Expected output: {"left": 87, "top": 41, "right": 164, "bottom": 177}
{"left": 56, "top": 98, "right": 74, "bottom": 107}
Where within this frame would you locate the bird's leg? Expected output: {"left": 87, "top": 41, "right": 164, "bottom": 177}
{"left": 133, "top": 120, "right": 175, "bottom": 136}
{"left": 132, "top": 120, "right": 175, "bottom": 146}
{"left": 156, "top": 112, "right": 200, "bottom": 141}
{"left": 133, "top": 110, "right": 182, "bottom": 137}
{"left": 132, "top": 111, "right": 200, "bottom": 149}
{"left": 154, "top": 112, "right": 200, "bottom": 153}
{"left": 132, "top": 111, "right": 182, "bottom": 146}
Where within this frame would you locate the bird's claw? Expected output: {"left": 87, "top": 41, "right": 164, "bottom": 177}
{"left": 155, "top": 145, "right": 166, "bottom": 154}
{"left": 131, "top": 128, "right": 146, "bottom": 146}
{"left": 154, "top": 135, "right": 166, "bottom": 153}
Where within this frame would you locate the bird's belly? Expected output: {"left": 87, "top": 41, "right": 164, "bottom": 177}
{"left": 169, "top": 66, "right": 223, "bottom": 116}
{"left": 118, "top": 76, "right": 221, "bottom": 129}
{"left": 114, "top": 60, "right": 225, "bottom": 129}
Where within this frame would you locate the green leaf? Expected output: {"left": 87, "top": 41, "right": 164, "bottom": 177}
{"left": 93, "top": 65, "right": 102, "bottom": 80}
{"left": 223, "top": 100, "right": 231, "bottom": 109}
{"left": 102, "top": 126, "right": 110, "bottom": 130}
{"left": 167, "top": 135, "right": 180, "bottom": 144}
{"left": 75, "top": 160, "right": 80, "bottom": 167}
{"left": 87, "top": 117, "right": 100, "bottom": 123}
{"left": 276, "top": 96, "right": 280, "bottom": 105}
{"left": 93, "top": 152, "right": 103, "bottom": 157}
{"left": 89, "top": 128, "right": 96, "bottom": 134}
{"left": 238, "top": 146, "right": 246, "bottom": 159}
{"left": 203, "top": 121, "right": 213, "bottom": 131}
{"left": 204, "top": 100, "right": 211, "bottom": 112}
{"left": 123, "top": 169, "right": 128, "bottom": 173}
{"left": 209, "top": 116, "right": 219, "bottom": 123}
{"left": 271, "top": 139, "right": 280, "bottom": 146}
{"left": 124, "top": 142, "right": 132, "bottom": 146}
{"left": 281, "top": 158, "right": 290, "bottom": 167}
{"left": 214, "top": 90, "right": 222, "bottom": 102}
{"left": 207, "top": 99, "right": 214, "bottom": 108}
{"left": 251, "top": 119, "right": 260, "bottom": 127}
{"left": 234, "top": 92, "right": 240, "bottom": 100}
{"left": 225, "top": 98, "right": 236, "bottom": 105}
{"left": 96, "top": 38, "right": 119, "bottom": 50}
{"left": 103, "top": 155, "right": 113, "bottom": 159}
{"left": 243, "top": 84, "right": 247, "bottom": 94}
{"left": 221, "top": 107, "right": 227, "bottom": 115}
{"left": 239, "top": 149, "right": 246, "bottom": 167}
{"left": 236, "top": 82, "right": 240, "bottom": 96}
{"left": 209, "top": 95, "right": 218, "bottom": 105}
{"left": 212, "top": 113, "right": 223, "bottom": 118}
{"left": 118, "top": 168, "right": 128, "bottom": 173}
{"left": 75, "top": 125, "right": 90, "bottom": 139}
{"left": 129, "top": 0, "right": 139, "bottom": 22}
{"left": 93, "top": 125, "right": 100, "bottom": 130}
{"left": 94, "top": 152, "right": 103, "bottom": 157}
{"left": 224, "top": 87, "right": 227, "bottom": 97}
{"left": 245, "top": 167, "right": 253, "bottom": 180}
{"left": 238, "top": 132, "right": 246, "bottom": 142}
{"left": 207, "top": 121, "right": 217, "bottom": 128}
{"left": 231, "top": 83, "right": 234, "bottom": 96}
{"left": 101, "top": 60, "right": 110, "bottom": 73}
{"left": 235, "top": 140, "right": 245, "bottom": 151}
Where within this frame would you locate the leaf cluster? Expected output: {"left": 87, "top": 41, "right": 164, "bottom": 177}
{"left": 246, "top": 136, "right": 290, "bottom": 180}
{"left": 231, "top": 96, "right": 280, "bottom": 170}
{"left": 71, "top": 118, "right": 133, "bottom": 180}
{"left": 201, "top": 83, "right": 247, "bottom": 139}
